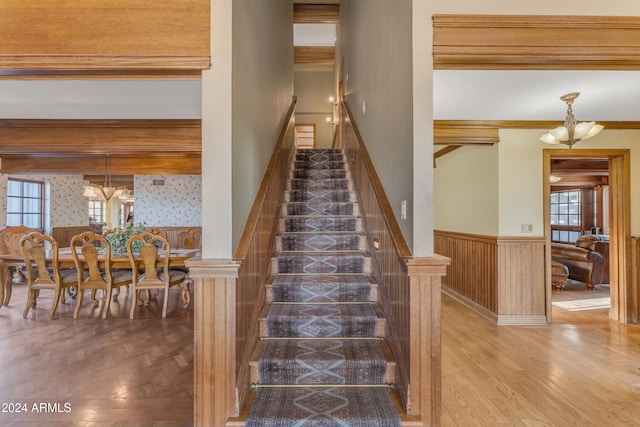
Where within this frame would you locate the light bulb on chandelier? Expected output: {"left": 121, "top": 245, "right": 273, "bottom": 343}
{"left": 539, "top": 92, "right": 604, "bottom": 148}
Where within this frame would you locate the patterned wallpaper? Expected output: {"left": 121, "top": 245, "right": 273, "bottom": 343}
{"left": 0, "top": 174, "right": 87, "bottom": 229}
{"left": 134, "top": 175, "right": 202, "bottom": 227}
{"left": 0, "top": 173, "right": 202, "bottom": 230}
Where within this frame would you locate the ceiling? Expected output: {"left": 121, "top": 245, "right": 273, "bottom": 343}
{"left": 433, "top": 70, "right": 640, "bottom": 122}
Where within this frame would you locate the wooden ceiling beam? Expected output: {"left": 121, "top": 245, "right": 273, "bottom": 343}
{"left": 293, "top": 4, "right": 340, "bottom": 24}
{"left": 0, "top": 154, "right": 201, "bottom": 175}
{"left": 0, "top": 119, "right": 201, "bottom": 155}
{"left": 434, "top": 15, "right": 640, "bottom": 70}
{"left": 0, "top": 0, "right": 210, "bottom": 74}
{"left": 434, "top": 122, "right": 499, "bottom": 145}
{"left": 294, "top": 46, "right": 335, "bottom": 65}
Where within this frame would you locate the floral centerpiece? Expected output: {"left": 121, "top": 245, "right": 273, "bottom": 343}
{"left": 105, "top": 223, "right": 147, "bottom": 254}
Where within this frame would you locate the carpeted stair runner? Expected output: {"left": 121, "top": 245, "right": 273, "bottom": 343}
{"left": 247, "top": 148, "right": 400, "bottom": 427}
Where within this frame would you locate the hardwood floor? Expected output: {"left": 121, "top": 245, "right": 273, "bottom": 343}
{"left": 1, "top": 282, "right": 639, "bottom": 426}
{"left": 0, "top": 283, "right": 193, "bottom": 426}
{"left": 442, "top": 291, "right": 640, "bottom": 426}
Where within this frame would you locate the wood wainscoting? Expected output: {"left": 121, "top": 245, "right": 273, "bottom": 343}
{"left": 435, "top": 230, "right": 546, "bottom": 325}
{"left": 630, "top": 237, "right": 640, "bottom": 324}
{"left": 51, "top": 226, "right": 90, "bottom": 248}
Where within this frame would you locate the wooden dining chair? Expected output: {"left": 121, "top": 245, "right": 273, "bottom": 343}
{"left": 70, "top": 231, "right": 132, "bottom": 319}
{"left": 126, "top": 231, "right": 188, "bottom": 319}
{"left": 20, "top": 231, "right": 78, "bottom": 319}
{"left": 177, "top": 228, "right": 202, "bottom": 250}
{"left": 0, "top": 225, "right": 38, "bottom": 306}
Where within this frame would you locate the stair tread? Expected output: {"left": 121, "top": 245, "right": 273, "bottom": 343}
{"left": 252, "top": 339, "right": 393, "bottom": 386}
{"left": 246, "top": 387, "right": 400, "bottom": 427}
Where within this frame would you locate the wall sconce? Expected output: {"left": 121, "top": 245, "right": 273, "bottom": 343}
{"left": 329, "top": 96, "right": 338, "bottom": 106}
{"left": 326, "top": 116, "right": 337, "bottom": 125}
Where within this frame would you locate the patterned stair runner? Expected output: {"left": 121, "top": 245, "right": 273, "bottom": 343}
{"left": 247, "top": 149, "right": 400, "bottom": 427}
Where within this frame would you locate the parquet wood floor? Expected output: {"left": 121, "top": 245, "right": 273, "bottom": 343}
{"left": 0, "top": 283, "right": 193, "bottom": 426}
{"left": 2, "top": 281, "right": 639, "bottom": 426}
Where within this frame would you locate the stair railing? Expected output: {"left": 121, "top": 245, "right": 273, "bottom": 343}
{"left": 189, "top": 96, "right": 297, "bottom": 427}
{"left": 341, "top": 100, "right": 450, "bottom": 426}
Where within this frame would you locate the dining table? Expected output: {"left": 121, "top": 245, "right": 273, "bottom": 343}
{"left": 0, "top": 248, "right": 200, "bottom": 309}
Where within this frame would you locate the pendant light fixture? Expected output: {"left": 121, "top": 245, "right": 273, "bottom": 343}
{"left": 540, "top": 92, "right": 604, "bottom": 148}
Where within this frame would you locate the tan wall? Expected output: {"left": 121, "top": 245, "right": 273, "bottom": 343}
{"left": 294, "top": 69, "right": 336, "bottom": 149}
{"left": 499, "top": 128, "right": 640, "bottom": 236}
{"left": 434, "top": 144, "right": 499, "bottom": 235}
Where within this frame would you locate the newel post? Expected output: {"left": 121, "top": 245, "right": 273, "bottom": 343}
{"left": 186, "top": 258, "right": 241, "bottom": 427}
{"left": 405, "top": 255, "right": 450, "bottom": 427}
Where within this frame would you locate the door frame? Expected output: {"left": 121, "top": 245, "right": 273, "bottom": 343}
{"left": 543, "top": 148, "right": 632, "bottom": 323}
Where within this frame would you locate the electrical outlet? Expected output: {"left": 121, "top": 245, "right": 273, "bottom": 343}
{"left": 362, "top": 100, "right": 366, "bottom": 115}
{"left": 400, "top": 200, "right": 407, "bottom": 219}
{"left": 520, "top": 223, "right": 533, "bottom": 233}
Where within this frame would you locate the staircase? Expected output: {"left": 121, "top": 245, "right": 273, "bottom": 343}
{"left": 246, "top": 148, "right": 400, "bottom": 426}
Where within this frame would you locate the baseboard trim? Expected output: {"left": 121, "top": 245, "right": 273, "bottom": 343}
{"left": 497, "top": 315, "right": 548, "bottom": 326}
{"left": 442, "top": 286, "right": 498, "bottom": 323}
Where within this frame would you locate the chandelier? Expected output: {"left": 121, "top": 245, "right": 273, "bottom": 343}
{"left": 539, "top": 92, "right": 604, "bottom": 148}
{"left": 82, "top": 154, "right": 131, "bottom": 201}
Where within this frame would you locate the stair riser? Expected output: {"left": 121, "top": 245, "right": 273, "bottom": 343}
{"left": 276, "top": 234, "right": 366, "bottom": 252}
{"left": 273, "top": 255, "right": 371, "bottom": 274}
{"left": 288, "top": 179, "right": 353, "bottom": 191}
{"left": 259, "top": 317, "right": 386, "bottom": 338}
{"left": 284, "top": 190, "right": 355, "bottom": 203}
{"left": 295, "top": 152, "right": 345, "bottom": 162}
{"left": 282, "top": 202, "right": 360, "bottom": 216}
{"left": 280, "top": 217, "right": 362, "bottom": 233}
{"left": 289, "top": 169, "right": 348, "bottom": 179}
{"left": 266, "top": 282, "right": 378, "bottom": 303}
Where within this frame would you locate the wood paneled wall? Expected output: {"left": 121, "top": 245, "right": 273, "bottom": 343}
{"left": 342, "top": 101, "right": 450, "bottom": 425}
{"left": 0, "top": 0, "right": 209, "bottom": 75}
{"left": 630, "top": 237, "right": 640, "bottom": 324}
{"left": 496, "top": 237, "right": 546, "bottom": 325}
{"left": 51, "top": 225, "right": 202, "bottom": 249}
{"left": 435, "top": 230, "right": 547, "bottom": 325}
{"left": 51, "top": 226, "right": 90, "bottom": 248}
{"left": 434, "top": 230, "right": 498, "bottom": 314}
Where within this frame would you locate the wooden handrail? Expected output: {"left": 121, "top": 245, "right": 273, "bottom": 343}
{"left": 342, "top": 101, "right": 412, "bottom": 258}
{"left": 234, "top": 96, "right": 297, "bottom": 259}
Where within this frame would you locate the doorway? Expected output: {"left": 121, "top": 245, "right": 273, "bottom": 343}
{"left": 544, "top": 149, "right": 631, "bottom": 323}
{"left": 294, "top": 124, "right": 316, "bottom": 149}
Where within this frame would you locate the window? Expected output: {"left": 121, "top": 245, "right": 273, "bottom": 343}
{"left": 550, "top": 190, "right": 581, "bottom": 244}
{"left": 7, "top": 178, "right": 44, "bottom": 229}
{"left": 88, "top": 200, "right": 105, "bottom": 224}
